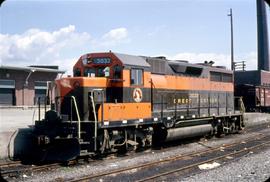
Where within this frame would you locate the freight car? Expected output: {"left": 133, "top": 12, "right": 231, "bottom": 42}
{"left": 234, "top": 70, "right": 270, "bottom": 113}
{"left": 235, "top": 84, "right": 270, "bottom": 112}
{"left": 17, "top": 52, "right": 244, "bottom": 162}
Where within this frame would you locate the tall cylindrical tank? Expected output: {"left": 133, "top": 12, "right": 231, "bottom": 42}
{"left": 257, "top": 0, "right": 270, "bottom": 71}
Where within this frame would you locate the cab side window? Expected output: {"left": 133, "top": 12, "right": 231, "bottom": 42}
{"left": 131, "top": 69, "right": 143, "bottom": 85}
{"left": 74, "top": 68, "right": 81, "bottom": 76}
{"left": 113, "top": 65, "right": 122, "bottom": 79}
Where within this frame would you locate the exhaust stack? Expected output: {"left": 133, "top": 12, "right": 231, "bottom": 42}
{"left": 257, "top": 0, "right": 270, "bottom": 71}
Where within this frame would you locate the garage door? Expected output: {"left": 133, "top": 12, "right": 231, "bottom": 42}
{"left": 34, "top": 89, "right": 47, "bottom": 104}
{"left": 0, "top": 79, "right": 15, "bottom": 105}
{"left": 34, "top": 81, "right": 48, "bottom": 105}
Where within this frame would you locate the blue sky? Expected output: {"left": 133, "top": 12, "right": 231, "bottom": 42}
{"left": 0, "top": 0, "right": 269, "bottom": 73}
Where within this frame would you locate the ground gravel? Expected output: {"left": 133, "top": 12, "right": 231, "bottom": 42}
{"left": 181, "top": 148, "right": 270, "bottom": 182}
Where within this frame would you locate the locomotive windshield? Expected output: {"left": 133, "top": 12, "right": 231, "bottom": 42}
{"left": 84, "top": 67, "right": 109, "bottom": 77}
{"left": 73, "top": 55, "right": 123, "bottom": 79}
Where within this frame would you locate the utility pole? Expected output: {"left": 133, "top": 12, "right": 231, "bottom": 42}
{"left": 228, "top": 8, "right": 234, "bottom": 71}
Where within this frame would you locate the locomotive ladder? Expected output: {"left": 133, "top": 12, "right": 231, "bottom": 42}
{"left": 70, "top": 96, "right": 93, "bottom": 156}
{"left": 75, "top": 89, "right": 104, "bottom": 156}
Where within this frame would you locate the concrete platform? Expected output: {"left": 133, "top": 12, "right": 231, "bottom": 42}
{"left": 244, "top": 112, "right": 270, "bottom": 127}
{"left": 0, "top": 110, "right": 270, "bottom": 159}
{"left": 0, "top": 107, "right": 45, "bottom": 159}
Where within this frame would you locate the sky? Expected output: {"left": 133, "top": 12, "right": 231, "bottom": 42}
{"left": 0, "top": 0, "right": 269, "bottom": 74}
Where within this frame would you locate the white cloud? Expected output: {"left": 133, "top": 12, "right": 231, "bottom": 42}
{"left": 100, "top": 27, "right": 129, "bottom": 46}
{"left": 0, "top": 25, "right": 91, "bottom": 68}
{"left": 53, "top": 57, "right": 77, "bottom": 76}
{"left": 166, "top": 52, "right": 257, "bottom": 71}
{"left": 102, "top": 27, "right": 128, "bottom": 41}
{"left": 1, "top": 25, "right": 257, "bottom": 74}
{"left": 242, "top": 51, "right": 257, "bottom": 70}
{"left": 0, "top": 26, "right": 130, "bottom": 73}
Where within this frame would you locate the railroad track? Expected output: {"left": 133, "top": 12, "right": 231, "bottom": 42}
{"left": 138, "top": 137, "right": 270, "bottom": 182}
{"left": 66, "top": 132, "right": 270, "bottom": 182}
{"left": 0, "top": 161, "right": 21, "bottom": 168}
{"left": 1, "top": 162, "right": 61, "bottom": 178}
{"left": 2, "top": 124, "right": 269, "bottom": 181}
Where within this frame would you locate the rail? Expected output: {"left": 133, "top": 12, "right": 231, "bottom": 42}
{"left": 1, "top": 163, "right": 61, "bottom": 178}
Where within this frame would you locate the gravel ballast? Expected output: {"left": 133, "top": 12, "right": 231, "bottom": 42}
{"left": 181, "top": 148, "right": 270, "bottom": 182}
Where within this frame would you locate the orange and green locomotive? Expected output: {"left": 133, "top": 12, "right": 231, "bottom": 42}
{"left": 20, "top": 52, "right": 244, "bottom": 161}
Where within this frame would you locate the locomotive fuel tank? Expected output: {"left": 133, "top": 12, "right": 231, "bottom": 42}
{"left": 165, "top": 124, "right": 213, "bottom": 142}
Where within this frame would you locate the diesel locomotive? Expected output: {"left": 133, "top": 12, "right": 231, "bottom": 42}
{"left": 18, "top": 52, "right": 244, "bottom": 162}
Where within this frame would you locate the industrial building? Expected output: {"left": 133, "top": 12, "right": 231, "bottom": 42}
{"left": 234, "top": 0, "right": 270, "bottom": 112}
{"left": 0, "top": 65, "right": 65, "bottom": 106}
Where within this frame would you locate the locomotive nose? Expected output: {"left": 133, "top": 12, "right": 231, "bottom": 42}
{"left": 34, "top": 138, "right": 80, "bottom": 162}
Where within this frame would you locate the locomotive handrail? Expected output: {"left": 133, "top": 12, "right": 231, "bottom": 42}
{"left": 36, "top": 96, "right": 49, "bottom": 121}
{"left": 71, "top": 96, "right": 81, "bottom": 139}
{"left": 90, "top": 89, "right": 104, "bottom": 151}
{"left": 234, "top": 96, "right": 246, "bottom": 113}
{"left": 54, "top": 96, "right": 82, "bottom": 139}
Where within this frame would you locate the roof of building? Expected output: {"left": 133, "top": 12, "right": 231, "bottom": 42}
{"left": 0, "top": 65, "right": 66, "bottom": 73}
{"left": 113, "top": 52, "right": 150, "bottom": 68}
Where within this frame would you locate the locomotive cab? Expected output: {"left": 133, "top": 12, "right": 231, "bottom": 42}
{"left": 68, "top": 52, "right": 152, "bottom": 122}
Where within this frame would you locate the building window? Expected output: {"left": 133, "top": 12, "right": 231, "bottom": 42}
{"left": 131, "top": 69, "right": 143, "bottom": 85}
{"left": 34, "top": 81, "right": 48, "bottom": 104}
{"left": 0, "top": 79, "right": 15, "bottom": 105}
{"left": 0, "top": 79, "right": 15, "bottom": 88}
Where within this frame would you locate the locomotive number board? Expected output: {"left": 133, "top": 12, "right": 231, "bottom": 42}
{"left": 92, "top": 58, "right": 111, "bottom": 64}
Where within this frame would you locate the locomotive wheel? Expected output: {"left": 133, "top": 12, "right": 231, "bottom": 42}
{"left": 215, "top": 123, "right": 224, "bottom": 138}
{"left": 116, "top": 142, "right": 128, "bottom": 155}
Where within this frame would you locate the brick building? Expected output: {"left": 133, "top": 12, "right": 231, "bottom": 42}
{"left": 0, "top": 65, "right": 65, "bottom": 106}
